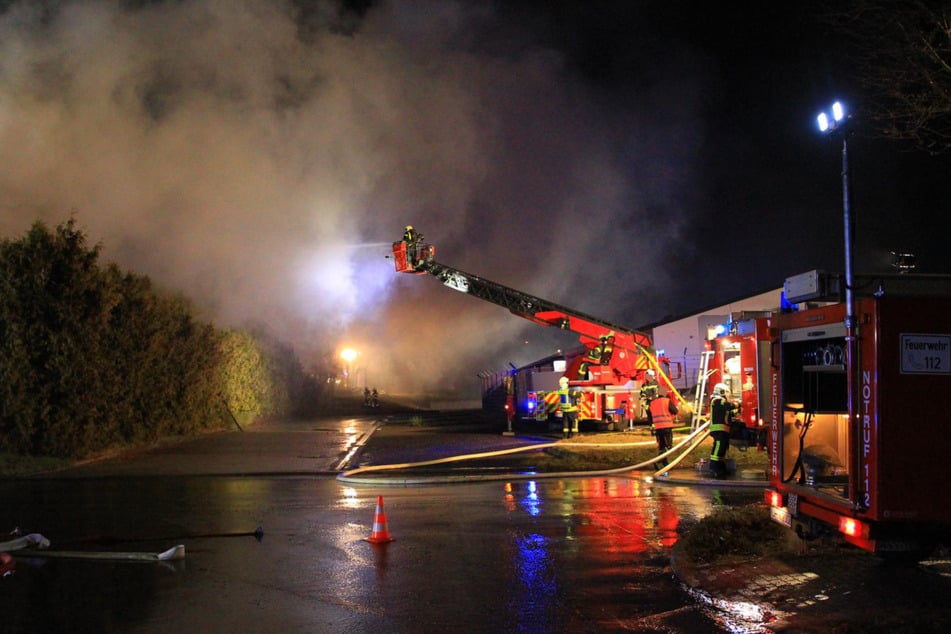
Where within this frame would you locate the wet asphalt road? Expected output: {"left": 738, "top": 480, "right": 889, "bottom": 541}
{"left": 0, "top": 413, "right": 756, "bottom": 633}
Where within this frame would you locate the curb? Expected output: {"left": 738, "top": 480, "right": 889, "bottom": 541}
{"left": 669, "top": 544, "right": 799, "bottom": 632}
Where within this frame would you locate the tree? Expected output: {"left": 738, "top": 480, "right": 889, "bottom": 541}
{"left": 828, "top": 1, "right": 951, "bottom": 153}
{"left": 0, "top": 219, "right": 119, "bottom": 455}
{"left": 0, "top": 220, "right": 225, "bottom": 457}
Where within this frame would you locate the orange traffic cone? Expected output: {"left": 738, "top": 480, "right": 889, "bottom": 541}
{"left": 365, "top": 495, "right": 395, "bottom": 544}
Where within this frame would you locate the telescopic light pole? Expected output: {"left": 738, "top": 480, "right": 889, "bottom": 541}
{"left": 817, "top": 102, "right": 855, "bottom": 333}
{"left": 817, "top": 101, "right": 861, "bottom": 507}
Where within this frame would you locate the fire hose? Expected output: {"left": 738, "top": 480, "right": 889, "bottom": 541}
{"left": 336, "top": 421, "right": 710, "bottom": 486}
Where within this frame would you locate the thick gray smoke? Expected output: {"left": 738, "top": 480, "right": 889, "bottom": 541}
{"left": 0, "top": 1, "right": 703, "bottom": 398}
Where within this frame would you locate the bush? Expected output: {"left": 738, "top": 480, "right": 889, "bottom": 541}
{"left": 0, "top": 219, "right": 319, "bottom": 459}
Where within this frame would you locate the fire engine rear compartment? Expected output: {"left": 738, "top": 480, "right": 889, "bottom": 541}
{"left": 779, "top": 321, "right": 850, "bottom": 500}
{"left": 775, "top": 292, "right": 951, "bottom": 550}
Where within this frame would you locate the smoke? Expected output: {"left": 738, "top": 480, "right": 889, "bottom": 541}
{"left": 0, "top": 0, "right": 706, "bottom": 397}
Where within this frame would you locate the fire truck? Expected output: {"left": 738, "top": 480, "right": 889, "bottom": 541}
{"left": 702, "top": 312, "right": 773, "bottom": 448}
{"left": 391, "top": 229, "right": 674, "bottom": 429}
{"left": 765, "top": 270, "right": 951, "bottom": 560}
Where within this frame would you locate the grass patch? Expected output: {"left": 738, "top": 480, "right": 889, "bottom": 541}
{"left": 0, "top": 432, "right": 214, "bottom": 477}
{"left": 677, "top": 504, "right": 793, "bottom": 564}
{"left": 0, "top": 452, "right": 71, "bottom": 477}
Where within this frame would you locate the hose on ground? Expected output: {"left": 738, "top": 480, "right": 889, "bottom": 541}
{"left": 337, "top": 421, "right": 711, "bottom": 486}
{"left": 651, "top": 426, "right": 711, "bottom": 478}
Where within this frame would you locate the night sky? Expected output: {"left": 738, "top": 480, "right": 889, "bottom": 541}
{"left": 2, "top": 1, "right": 949, "bottom": 397}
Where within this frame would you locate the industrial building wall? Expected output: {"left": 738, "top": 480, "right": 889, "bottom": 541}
{"left": 651, "top": 288, "right": 783, "bottom": 392}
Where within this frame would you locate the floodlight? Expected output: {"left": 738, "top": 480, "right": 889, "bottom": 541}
{"left": 817, "top": 101, "right": 846, "bottom": 133}
{"left": 832, "top": 101, "right": 844, "bottom": 122}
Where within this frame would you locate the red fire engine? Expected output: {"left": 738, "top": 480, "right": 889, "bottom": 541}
{"left": 703, "top": 313, "right": 772, "bottom": 448}
{"left": 516, "top": 346, "right": 670, "bottom": 429}
{"left": 766, "top": 270, "right": 951, "bottom": 560}
{"left": 391, "top": 229, "right": 674, "bottom": 429}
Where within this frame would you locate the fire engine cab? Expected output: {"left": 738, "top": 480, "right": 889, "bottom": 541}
{"left": 766, "top": 270, "right": 951, "bottom": 560}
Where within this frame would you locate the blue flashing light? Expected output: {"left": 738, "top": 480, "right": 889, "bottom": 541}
{"left": 714, "top": 323, "right": 728, "bottom": 337}
{"left": 780, "top": 290, "right": 798, "bottom": 312}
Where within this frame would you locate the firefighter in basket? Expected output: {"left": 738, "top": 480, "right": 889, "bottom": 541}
{"left": 403, "top": 225, "right": 424, "bottom": 263}
{"left": 558, "top": 376, "right": 580, "bottom": 439}
{"left": 709, "top": 382, "right": 739, "bottom": 479}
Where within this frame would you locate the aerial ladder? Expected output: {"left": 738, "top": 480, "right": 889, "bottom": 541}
{"left": 391, "top": 228, "right": 678, "bottom": 397}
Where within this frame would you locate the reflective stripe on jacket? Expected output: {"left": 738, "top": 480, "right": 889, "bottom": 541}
{"left": 709, "top": 396, "right": 734, "bottom": 432}
{"left": 558, "top": 388, "right": 578, "bottom": 412}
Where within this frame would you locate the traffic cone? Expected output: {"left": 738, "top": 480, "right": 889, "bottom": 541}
{"left": 365, "top": 495, "right": 395, "bottom": 544}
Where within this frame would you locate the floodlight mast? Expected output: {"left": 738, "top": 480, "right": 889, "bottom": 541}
{"left": 816, "top": 101, "right": 853, "bottom": 325}
{"left": 817, "top": 100, "right": 860, "bottom": 506}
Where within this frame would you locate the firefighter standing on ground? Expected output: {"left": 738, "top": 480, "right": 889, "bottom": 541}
{"left": 558, "top": 376, "right": 580, "bottom": 439}
{"left": 650, "top": 391, "right": 679, "bottom": 471}
{"left": 640, "top": 369, "right": 659, "bottom": 423}
{"left": 709, "top": 382, "right": 739, "bottom": 478}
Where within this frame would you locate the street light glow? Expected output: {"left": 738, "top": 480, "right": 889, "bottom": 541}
{"left": 340, "top": 348, "right": 359, "bottom": 363}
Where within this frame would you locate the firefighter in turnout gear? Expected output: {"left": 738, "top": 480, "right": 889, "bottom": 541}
{"left": 640, "top": 369, "right": 659, "bottom": 424}
{"left": 650, "top": 391, "right": 679, "bottom": 471}
{"left": 709, "top": 382, "right": 738, "bottom": 479}
{"left": 403, "top": 225, "right": 423, "bottom": 263}
{"left": 558, "top": 376, "right": 580, "bottom": 439}
{"left": 403, "top": 225, "right": 421, "bottom": 244}
{"left": 576, "top": 334, "right": 615, "bottom": 379}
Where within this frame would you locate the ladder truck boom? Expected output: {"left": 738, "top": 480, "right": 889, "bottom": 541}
{"left": 391, "top": 230, "right": 671, "bottom": 391}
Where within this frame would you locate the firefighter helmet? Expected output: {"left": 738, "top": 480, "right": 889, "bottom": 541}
{"left": 713, "top": 382, "right": 729, "bottom": 396}
{"left": 559, "top": 376, "right": 569, "bottom": 389}
{"left": 646, "top": 369, "right": 656, "bottom": 378}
